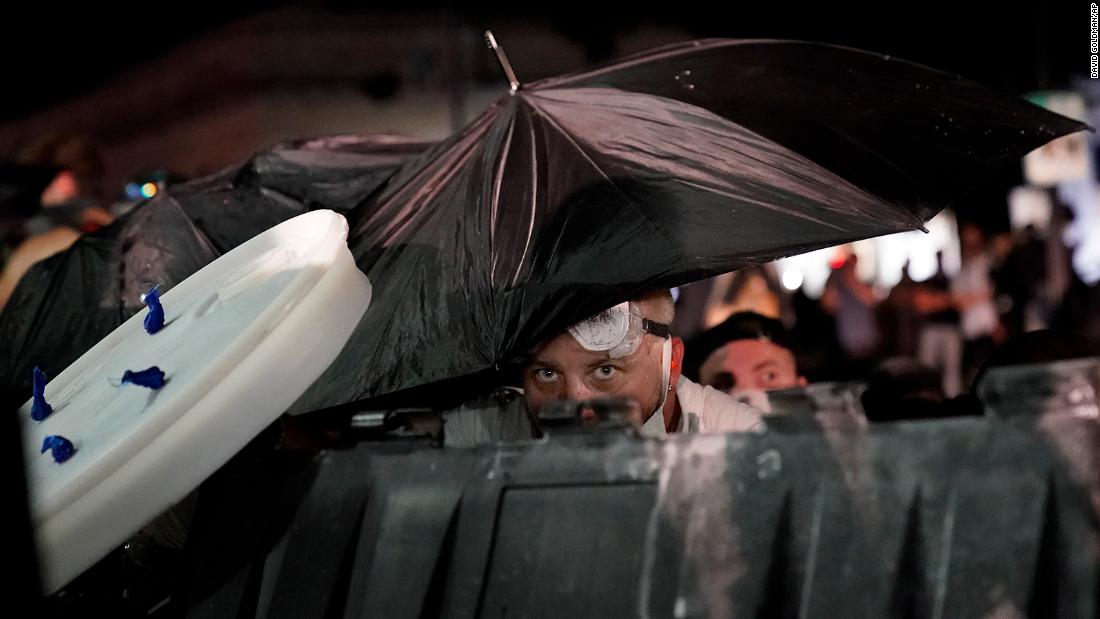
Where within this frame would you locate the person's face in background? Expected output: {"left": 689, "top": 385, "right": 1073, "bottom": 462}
{"left": 698, "top": 339, "right": 805, "bottom": 393}
{"left": 40, "top": 170, "right": 80, "bottom": 206}
{"left": 991, "top": 233, "right": 1014, "bottom": 261}
{"left": 38, "top": 168, "right": 114, "bottom": 231}
{"left": 961, "top": 223, "right": 985, "bottom": 257}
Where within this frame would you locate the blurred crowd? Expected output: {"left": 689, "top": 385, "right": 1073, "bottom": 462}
{"left": 673, "top": 209, "right": 1100, "bottom": 406}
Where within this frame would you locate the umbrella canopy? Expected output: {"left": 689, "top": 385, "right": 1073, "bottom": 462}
{"left": 287, "top": 38, "right": 1085, "bottom": 414}
{"left": 0, "top": 135, "right": 432, "bottom": 408}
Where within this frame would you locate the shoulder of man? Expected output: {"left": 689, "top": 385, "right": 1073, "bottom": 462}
{"left": 677, "top": 377, "right": 765, "bottom": 434}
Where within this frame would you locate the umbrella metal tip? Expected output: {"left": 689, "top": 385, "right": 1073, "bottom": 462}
{"left": 484, "top": 30, "right": 521, "bottom": 93}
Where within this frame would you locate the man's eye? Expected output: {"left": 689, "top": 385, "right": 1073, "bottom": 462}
{"left": 593, "top": 365, "right": 618, "bottom": 380}
{"left": 534, "top": 368, "right": 558, "bottom": 383}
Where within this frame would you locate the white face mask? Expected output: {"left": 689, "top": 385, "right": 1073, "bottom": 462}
{"left": 639, "top": 338, "right": 675, "bottom": 437}
{"left": 655, "top": 337, "right": 673, "bottom": 415}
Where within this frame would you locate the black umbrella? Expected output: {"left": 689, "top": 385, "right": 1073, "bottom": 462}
{"left": 0, "top": 134, "right": 432, "bottom": 409}
{"left": 287, "top": 38, "right": 1085, "bottom": 414}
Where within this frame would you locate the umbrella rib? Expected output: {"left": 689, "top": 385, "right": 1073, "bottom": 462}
{"left": 510, "top": 118, "right": 539, "bottom": 289}
{"left": 814, "top": 120, "right": 935, "bottom": 227}
{"left": 529, "top": 93, "right": 914, "bottom": 240}
{"left": 669, "top": 176, "right": 848, "bottom": 230}
{"left": 373, "top": 130, "right": 489, "bottom": 244}
{"left": 524, "top": 99, "right": 689, "bottom": 259}
{"left": 628, "top": 119, "right": 923, "bottom": 229}
{"left": 530, "top": 38, "right": 740, "bottom": 90}
{"left": 490, "top": 116, "right": 516, "bottom": 287}
{"left": 362, "top": 111, "right": 498, "bottom": 243}
{"left": 736, "top": 124, "right": 924, "bottom": 228}
{"left": 591, "top": 93, "right": 919, "bottom": 229}
{"left": 817, "top": 119, "right": 926, "bottom": 198}
{"left": 524, "top": 101, "right": 618, "bottom": 187}
{"left": 607, "top": 134, "right": 870, "bottom": 229}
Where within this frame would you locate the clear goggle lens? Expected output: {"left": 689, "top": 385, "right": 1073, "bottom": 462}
{"left": 568, "top": 302, "right": 668, "bottom": 359}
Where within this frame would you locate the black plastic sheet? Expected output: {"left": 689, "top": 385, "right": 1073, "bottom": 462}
{"left": 0, "top": 135, "right": 431, "bottom": 409}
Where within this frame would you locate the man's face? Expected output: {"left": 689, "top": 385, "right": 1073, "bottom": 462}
{"left": 699, "top": 339, "right": 803, "bottom": 393}
{"left": 522, "top": 331, "right": 665, "bottom": 417}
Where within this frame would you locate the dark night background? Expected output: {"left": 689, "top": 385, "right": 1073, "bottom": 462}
{"left": 0, "top": 2, "right": 1086, "bottom": 123}
{"left": 0, "top": 1, "right": 1090, "bottom": 232}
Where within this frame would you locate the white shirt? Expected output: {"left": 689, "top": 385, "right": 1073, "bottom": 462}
{"left": 640, "top": 376, "right": 765, "bottom": 438}
{"left": 951, "top": 253, "right": 998, "bottom": 339}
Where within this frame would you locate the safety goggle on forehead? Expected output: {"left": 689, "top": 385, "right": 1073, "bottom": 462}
{"left": 567, "top": 301, "right": 671, "bottom": 359}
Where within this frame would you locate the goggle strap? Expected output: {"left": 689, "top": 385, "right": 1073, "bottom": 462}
{"left": 643, "top": 318, "right": 671, "bottom": 339}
